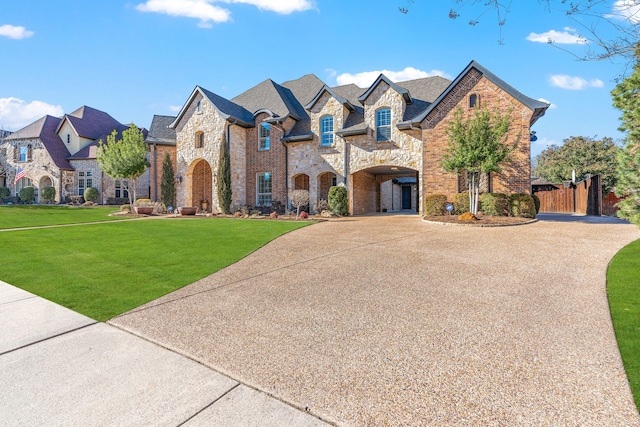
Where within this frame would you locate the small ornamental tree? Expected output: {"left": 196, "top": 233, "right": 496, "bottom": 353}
{"left": 442, "top": 106, "right": 514, "bottom": 215}
{"left": 19, "top": 186, "right": 34, "bottom": 204}
{"left": 217, "top": 132, "right": 232, "bottom": 214}
{"left": 84, "top": 187, "right": 99, "bottom": 203}
{"left": 97, "top": 125, "right": 148, "bottom": 208}
{"left": 160, "top": 151, "right": 176, "bottom": 208}
{"left": 289, "top": 189, "right": 310, "bottom": 219}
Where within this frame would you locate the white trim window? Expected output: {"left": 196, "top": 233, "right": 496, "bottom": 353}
{"left": 256, "top": 172, "right": 272, "bottom": 206}
{"left": 78, "top": 171, "right": 93, "bottom": 196}
{"left": 115, "top": 180, "right": 129, "bottom": 199}
{"left": 376, "top": 108, "right": 392, "bottom": 142}
{"left": 258, "top": 123, "right": 270, "bottom": 151}
{"left": 320, "top": 115, "right": 334, "bottom": 146}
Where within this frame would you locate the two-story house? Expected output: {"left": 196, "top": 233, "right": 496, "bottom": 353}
{"left": 153, "top": 60, "right": 549, "bottom": 215}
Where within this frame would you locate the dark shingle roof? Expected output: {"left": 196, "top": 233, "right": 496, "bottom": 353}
{"left": 357, "top": 74, "right": 413, "bottom": 105}
{"left": 232, "top": 79, "right": 292, "bottom": 118}
{"left": 199, "top": 87, "right": 254, "bottom": 126}
{"left": 409, "top": 60, "right": 549, "bottom": 126}
{"left": 70, "top": 126, "right": 149, "bottom": 160}
{"left": 62, "top": 106, "right": 128, "bottom": 139}
{"left": 146, "top": 115, "right": 177, "bottom": 145}
{"left": 281, "top": 74, "right": 326, "bottom": 107}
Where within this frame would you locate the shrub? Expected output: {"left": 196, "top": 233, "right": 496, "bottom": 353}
{"left": 452, "top": 193, "right": 470, "bottom": 215}
{"left": 19, "top": 186, "right": 35, "bottom": 203}
{"left": 41, "top": 186, "right": 56, "bottom": 203}
{"left": 532, "top": 193, "right": 541, "bottom": 214}
{"left": 424, "top": 194, "right": 448, "bottom": 216}
{"left": 481, "top": 193, "right": 509, "bottom": 216}
{"left": 120, "top": 204, "right": 131, "bottom": 213}
{"left": 84, "top": 187, "right": 99, "bottom": 203}
{"left": 509, "top": 193, "right": 537, "bottom": 218}
{"left": 153, "top": 202, "right": 167, "bottom": 214}
{"left": 328, "top": 186, "right": 348, "bottom": 216}
{"left": 0, "top": 187, "right": 11, "bottom": 199}
{"left": 314, "top": 199, "right": 330, "bottom": 213}
{"left": 134, "top": 198, "right": 153, "bottom": 207}
{"left": 458, "top": 212, "right": 478, "bottom": 221}
{"left": 299, "top": 211, "right": 309, "bottom": 219}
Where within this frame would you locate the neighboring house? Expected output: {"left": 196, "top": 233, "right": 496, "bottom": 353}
{"left": 164, "top": 60, "right": 548, "bottom": 215}
{"left": 0, "top": 106, "right": 150, "bottom": 203}
{"left": 0, "top": 129, "right": 12, "bottom": 188}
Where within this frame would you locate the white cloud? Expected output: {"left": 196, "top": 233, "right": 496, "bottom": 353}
{"left": 169, "top": 105, "right": 182, "bottom": 112}
{"left": 0, "top": 24, "right": 34, "bottom": 39}
{"left": 538, "top": 98, "right": 557, "bottom": 109}
{"left": 336, "top": 67, "right": 451, "bottom": 87}
{"left": 549, "top": 75, "right": 604, "bottom": 90}
{"left": 0, "top": 98, "right": 63, "bottom": 130}
{"left": 136, "top": 0, "right": 313, "bottom": 27}
{"left": 221, "top": 0, "right": 314, "bottom": 14}
{"left": 136, "top": 0, "right": 231, "bottom": 27}
{"left": 526, "top": 27, "right": 587, "bottom": 44}
{"left": 607, "top": 0, "right": 640, "bottom": 24}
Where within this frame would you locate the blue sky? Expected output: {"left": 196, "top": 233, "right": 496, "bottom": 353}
{"left": 1, "top": 0, "right": 636, "bottom": 157}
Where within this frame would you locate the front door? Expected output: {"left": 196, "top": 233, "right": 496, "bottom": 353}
{"left": 402, "top": 186, "right": 411, "bottom": 210}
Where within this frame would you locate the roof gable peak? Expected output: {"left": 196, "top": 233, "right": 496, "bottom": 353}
{"left": 357, "top": 74, "right": 413, "bottom": 105}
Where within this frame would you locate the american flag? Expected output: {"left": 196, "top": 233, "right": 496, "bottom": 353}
{"left": 14, "top": 167, "right": 26, "bottom": 184}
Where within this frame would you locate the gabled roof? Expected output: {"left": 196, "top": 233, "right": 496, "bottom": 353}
{"left": 146, "top": 115, "right": 177, "bottom": 145}
{"left": 408, "top": 60, "right": 549, "bottom": 126}
{"left": 281, "top": 74, "right": 326, "bottom": 106}
{"left": 232, "top": 78, "right": 303, "bottom": 120}
{"left": 58, "top": 106, "right": 128, "bottom": 139}
{"left": 6, "top": 115, "right": 73, "bottom": 170}
{"left": 170, "top": 86, "right": 254, "bottom": 129}
{"left": 357, "top": 74, "right": 413, "bottom": 105}
{"left": 304, "top": 85, "right": 356, "bottom": 112}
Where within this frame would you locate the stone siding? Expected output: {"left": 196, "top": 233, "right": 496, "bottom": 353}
{"left": 148, "top": 144, "right": 177, "bottom": 204}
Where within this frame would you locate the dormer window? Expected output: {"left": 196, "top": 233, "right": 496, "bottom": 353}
{"left": 469, "top": 94, "right": 479, "bottom": 108}
{"left": 259, "top": 123, "right": 270, "bottom": 151}
{"left": 320, "top": 115, "right": 334, "bottom": 146}
{"left": 376, "top": 108, "right": 391, "bottom": 142}
{"left": 195, "top": 131, "right": 204, "bottom": 148}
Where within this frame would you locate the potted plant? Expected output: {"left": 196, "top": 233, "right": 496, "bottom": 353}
{"left": 134, "top": 198, "right": 154, "bottom": 215}
{"left": 178, "top": 206, "right": 197, "bottom": 215}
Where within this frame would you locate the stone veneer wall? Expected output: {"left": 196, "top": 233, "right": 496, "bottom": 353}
{"left": 5, "top": 138, "right": 64, "bottom": 202}
{"left": 421, "top": 72, "right": 533, "bottom": 205}
{"left": 288, "top": 92, "right": 347, "bottom": 209}
{"left": 174, "top": 93, "right": 227, "bottom": 211}
{"left": 229, "top": 124, "right": 247, "bottom": 209}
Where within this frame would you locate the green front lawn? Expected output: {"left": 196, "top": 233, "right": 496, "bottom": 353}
{"left": 0, "top": 218, "right": 310, "bottom": 321}
{"left": 608, "top": 238, "right": 640, "bottom": 411}
{"left": 0, "top": 205, "right": 121, "bottom": 229}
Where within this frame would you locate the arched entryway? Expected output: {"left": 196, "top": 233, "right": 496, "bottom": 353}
{"left": 293, "top": 173, "right": 309, "bottom": 190}
{"left": 39, "top": 176, "right": 54, "bottom": 203}
{"left": 188, "top": 159, "right": 213, "bottom": 212}
{"left": 317, "top": 172, "right": 337, "bottom": 202}
{"left": 350, "top": 166, "right": 419, "bottom": 215}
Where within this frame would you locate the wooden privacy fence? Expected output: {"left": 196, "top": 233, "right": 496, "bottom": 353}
{"left": 532, "top": 175, "right": 602, "bottom": 215}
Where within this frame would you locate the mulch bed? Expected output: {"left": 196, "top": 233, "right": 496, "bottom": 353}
{"left": 423, "top": 215, "right": 536, "bottom": 226}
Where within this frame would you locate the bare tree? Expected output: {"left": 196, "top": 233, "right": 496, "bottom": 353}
{"left": 400, "top": 0, "right": 640, "bottom": 67}
{"left": 289, "top": 189, "right": 310, "bottom": 219}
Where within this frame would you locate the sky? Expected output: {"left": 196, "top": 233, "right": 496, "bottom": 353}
{"left": 1, "top": 0, "right": 637, "bottom": 158}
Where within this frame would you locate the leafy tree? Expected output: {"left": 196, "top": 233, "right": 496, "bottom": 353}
{"left": 400, "top": 1, "right": 639, "bottom": 63}
{"left": 328, "top": 185, "right": 348, "bottom": 216}
{"left": 534, "top": 136, "right": 619, "bottom": 195}
{"left": 612, "top": 47, "right": 640, "bottom": 226}
{"left": 217, "top": 132, "right": 232, "bottom": 214}
{"left": 160, "top": 151, "right": 176, "bottom": 208}
{"left": 19, "top": 186, "right": 34, "bottom": 204}
{"left": 97, "top": 125, "right": 148, "bottom": 208}
{"left": 442, "top": 107, "right": 514, "bottom": 214}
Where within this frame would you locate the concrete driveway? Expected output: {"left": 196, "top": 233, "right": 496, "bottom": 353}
{"left": 111, "top": 214, "right": 640, "bottom": 426}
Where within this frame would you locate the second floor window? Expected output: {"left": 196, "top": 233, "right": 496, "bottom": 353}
{"left": 320, "top": 116, "right": 334, "bottom": 146}
{"left": 376, "top": 108, "right": 391, "bottom": 142}
{"left": 195, "top": 131, "right": 204, "bottom": 148}
{"left": 19, "top": 146, "right": 28, "bottom": 162}
{"left": 469, "top": 94, "right": 479, "bottom": 108}
{"left": 259, "top": 123, "right": 270, "bottom": 150}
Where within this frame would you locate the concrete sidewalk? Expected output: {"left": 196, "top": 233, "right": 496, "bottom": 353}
{"left": 0, "top": 281, "right": 329, "bottom": 426}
